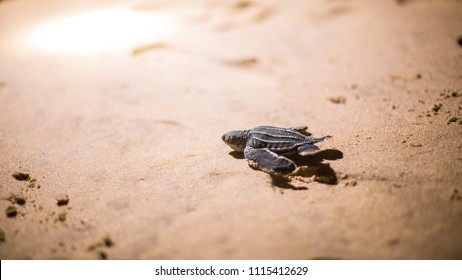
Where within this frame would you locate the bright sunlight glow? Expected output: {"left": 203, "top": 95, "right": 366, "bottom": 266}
{"left": 28, "top": 7, "right": 173, "bottom": 54}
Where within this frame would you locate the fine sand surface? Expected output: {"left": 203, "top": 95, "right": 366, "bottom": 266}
{"left": 1, "top": 0, "right": 461, "bottom": 259}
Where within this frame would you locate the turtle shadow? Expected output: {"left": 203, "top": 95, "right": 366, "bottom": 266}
{"left": 269, "top": 174, "right": 309, "bottom": 191}
{"left": 229, "top": 148, "right": 342, "bottom": 161}
{"left": 286, "top": 149, "right": 343, "bottom": 189}
{"left": 231, "top": 149, "right": 343, "bottom": 189}
{"left": 229, "top": 151, "right": 245, "bottom": 159}
{"left": 272, "top": 149, "right": 343, "bottom": 189}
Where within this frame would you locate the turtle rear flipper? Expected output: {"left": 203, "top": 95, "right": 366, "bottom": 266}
{"left": 297, "top": 144, "right": 320, "bottom": 156}
{"left": 291, "top": 126, "right": 308, "bottom": 132}
{"left": 244, "top": 146, "right": 296, "bottom": 173}
{"left": 291, "top": 126, "right": 312, "bottom": 136}
{"left": 310, "top": 135, "right": 332, "bottom": 143}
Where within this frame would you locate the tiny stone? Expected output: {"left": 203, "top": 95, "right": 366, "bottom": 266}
{"left": 14, "top": 195, "right": 26, "bottom": 206}
{"left": 103, "top": 237, "right": 114, "bottom": 248}
{"left": 329, "top": 96, "right": 347, "bottom": 104}
{"left": 447, "top": 116, "right": 459, "bottom": 125}
{"left": 431, "top": 103, "right": 442, "bottom": 114}
{"left": 99, "top": 251, "right": 108, "bottom": 260}
{"left": 12, "top": 172, "right": 30, "bottom": 181}
{"left": 56, "top": 194, "right": 69, "bottom": 206}
{"left": 58, "top": 212, "right": 67, "bottom": 222}
{"left": 344, "top": 180, "right": 357, "bottom": 187}
{"left": 6, "top": 206, "right": 17, "bottom": 218}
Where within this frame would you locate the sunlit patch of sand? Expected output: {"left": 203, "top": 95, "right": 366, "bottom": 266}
{"left": 26, "top": 7, "right": 175, "bottom": 54}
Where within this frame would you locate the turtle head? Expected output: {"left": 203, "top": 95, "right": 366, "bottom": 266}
{"left": 222, "top": 130, "right": 248, "bottom": 152}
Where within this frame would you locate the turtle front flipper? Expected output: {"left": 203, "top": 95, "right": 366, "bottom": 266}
{"left": 244, "top": 146, "right": 296, "bottom": 173}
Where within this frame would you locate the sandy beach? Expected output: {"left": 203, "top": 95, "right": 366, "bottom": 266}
{"left": 1, "top": 0, "right": 461, "bottom": 259}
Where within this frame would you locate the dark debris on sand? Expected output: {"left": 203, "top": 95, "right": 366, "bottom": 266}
{"left": 8, "top": 194, "right": 26, "bottom": 206}
{"left": 56, "top": 194, "right": 69, "bottom": 206}
{"left": 58, "top": 212, "right": 67, "bottom": 222}
{"left": 6, "top": 206, "right": 18, "bottom": 218}
{"left": 88, "top": 235, "right": 115, "bottom": 259}
{"left": 12, "top": 172, "right": 30, "bottom": 181}
{"left": 329, "top": 96, "right": 347, "bottom": 104}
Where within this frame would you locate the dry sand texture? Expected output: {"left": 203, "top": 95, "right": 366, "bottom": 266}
{"left": 1, "top": 0, "right": 462, "bottom": 259}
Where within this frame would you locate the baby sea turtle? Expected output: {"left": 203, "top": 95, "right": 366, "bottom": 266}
{"left": 222, "top": 125, "right": 332, "bottom": 173}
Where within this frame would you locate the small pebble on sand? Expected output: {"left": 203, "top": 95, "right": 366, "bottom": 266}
{"left": 6, "top": 206, "right": 18, "bottom": 218}
{"left": 103, "top": 237, "right": 114, "bottom": 248}
{"left": 329, "top": 96, "right": 347, "bottom": 104}
{"left": 56, "top": 194, "right": 70, "bottom": 206}
{"left": 58, "top": 212, "right": 67, "bottom": 222}
{"left": 13, "top": 194, "right": 26, "bottom": 206}
{"left": 12, "top": 172, "right": 30, "bottom": 181}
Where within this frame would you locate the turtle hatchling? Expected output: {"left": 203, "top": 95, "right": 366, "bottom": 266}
{"left": 222, "top": 125, "right": 332, "bottom": 173}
